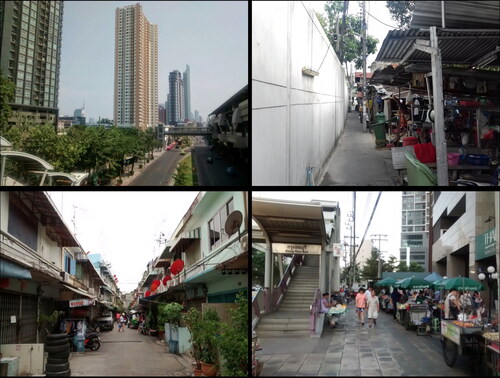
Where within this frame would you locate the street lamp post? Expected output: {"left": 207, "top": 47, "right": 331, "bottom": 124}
{"left": 478, "top": 266, "right": 498, "bottom": 324}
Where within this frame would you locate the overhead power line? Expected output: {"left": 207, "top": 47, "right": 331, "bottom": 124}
{"left": 355, "top": 192, "right": 382, "bottom": 260}
{"left": 365, "top": 9, "right": 399, "bottom": 29}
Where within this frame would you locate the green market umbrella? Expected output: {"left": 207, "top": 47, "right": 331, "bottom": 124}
{"left": 375, "top": 277, "right": 397, "bottom": 287}
{"left": 437, "top": 276, "right": 484, "bottom": 291}
{"left": 398, "top": 276, "right": 434, "bottom": 290}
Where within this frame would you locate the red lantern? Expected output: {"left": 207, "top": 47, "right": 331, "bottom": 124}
{"left": 153, "top": 279, "right": 161, "bottom": 287}
{"left": 150, "top": 283, "right": 158, "bottom": 292}
{"left": 171, "top": 259, "right": 185, "bottom": 275}
{"left": 145, "top": 291, "right": 151, "bottom": 297}
{"left": 162, "top": 275, "right": 172, "bottom": 286}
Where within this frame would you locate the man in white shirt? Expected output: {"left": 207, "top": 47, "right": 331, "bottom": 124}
{"left": 444, "top": 289, "right": 461, "bottom": 319}
{"left": 365, "top": 287, "right": 372, "bottom": 301}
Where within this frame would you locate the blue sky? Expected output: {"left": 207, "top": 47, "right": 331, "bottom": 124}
{"left": 58, "top": 1, "right": 248, "bottom": 121}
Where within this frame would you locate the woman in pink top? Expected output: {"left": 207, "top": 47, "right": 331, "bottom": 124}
{"left": 355, "top": 288, "right": 367, "bottom": 326}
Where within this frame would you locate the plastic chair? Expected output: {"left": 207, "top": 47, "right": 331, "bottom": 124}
{"left": 405, "top": 151, "right": 438, "bottom": 186}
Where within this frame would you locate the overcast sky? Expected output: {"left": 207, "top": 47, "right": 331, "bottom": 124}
{"left": 252, "top": 191, "right": 403, "bottom": 267}
{"left": 307, "top": 0, "right": 398, "bottom": 69}
{"left": 59, "top": 1, "right": 248, "bottom": 121}
{"left": 47, "top": 191, "right": 199, "bottom": 293}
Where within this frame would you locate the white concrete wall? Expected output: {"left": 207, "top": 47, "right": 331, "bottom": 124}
{"left": 252, "top": 1, "right": 349, "bottom": 185}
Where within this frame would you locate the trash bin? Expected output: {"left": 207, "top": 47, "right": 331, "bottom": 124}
{"left": 168, "top": 340, "right": 178, "bottom": 354}
{"left": 370, "top": 121, "right": 387, "bottom": 147}
{"left": 374, "top": 112, "right": 385, "bottom": 125}
{"left": 76, "top": 334, "right": 85, "bottom": 352}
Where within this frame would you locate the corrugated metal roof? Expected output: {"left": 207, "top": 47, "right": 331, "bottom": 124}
{"left": 410, "top": 1, "right": 500, "bottom": 29}
{"left": 374, "top": 29, "right": 500, "bottom": 66}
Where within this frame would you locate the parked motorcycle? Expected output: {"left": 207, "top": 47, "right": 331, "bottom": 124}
{"left": 84, "top": 330, "right": 101, "bottom": 351}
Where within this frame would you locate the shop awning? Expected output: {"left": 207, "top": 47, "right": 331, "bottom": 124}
{"left": 169, "top": 227, "right": 201, "bottom": 255}
{"left": 183, "top": 266, "right": 218, "bottom": 284}
{"left": 0, "top": 259, "right": 32, "bottom": 279}
{"left": 62, "top": 284, "right": 94, "bottom": 299}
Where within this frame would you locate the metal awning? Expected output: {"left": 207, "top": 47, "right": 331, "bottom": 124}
{"left": 62, "top": 284, "right": 93, "bottom": 299}
{"left": 9, "top": 191, "right": 79, "bottom": 247}
{"left": 1, "top": 151, "right": 54, "bottom": 186}
{"left": 169, "top": 227, "right": 201, "bottom": 255}
{"left": 252, "top": 198, "right": 326, "bottom": 245}
{"left": 410, "top": 1, "right": 500, "bottom": 29}
{"left": 0, "top": 258, "right": 32, "bottom": 279}
{"left": 373, "top": 29, "right": 500, "bottom": 67}
{"left": 183, "top": 266, "right": 218, "bottom": 284}
{"left": 216, "top": 251, "right": 248, "bottom": 270}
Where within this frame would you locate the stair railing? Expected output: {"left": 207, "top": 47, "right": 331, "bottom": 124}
{"left": 252, "top": 254, "right": 304, "bottom": 329}
{"left": 310, "top": 288, "right": 322, "bottom": 337}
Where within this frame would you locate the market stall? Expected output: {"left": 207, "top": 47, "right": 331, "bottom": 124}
{"left": 327, "top": 304, "right": 348, "bottom": 329}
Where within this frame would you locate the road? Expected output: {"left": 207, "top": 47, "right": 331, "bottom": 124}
{"left": 128, "top": 150, "right": 183, "bottom": 186}
{"left": 191, "top": 137, "right": 248, "bottom": 186}
{"left": 69, "top": 326, "right": 192, "bottom": 376}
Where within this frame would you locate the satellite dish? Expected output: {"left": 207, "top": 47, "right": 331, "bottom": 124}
{"left": 224, "top": 210, "right": 243, "bottom": 241}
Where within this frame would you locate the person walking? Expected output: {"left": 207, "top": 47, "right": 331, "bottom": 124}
{"left": 366, "top": 291, "right": 380, "bottom": 328}
{"left": 119, "top": 313, "right": 126, "bottom": 332}
{"left": 356, "top": 288, "right": 367, "bottom": 326}
{"left": 391, "top": 288, "right": 401, "bottom": 320}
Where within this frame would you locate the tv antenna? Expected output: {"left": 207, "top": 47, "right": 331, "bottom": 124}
{"left": 72, "top": 205, "right": 87, "bottom": 236}
{"left": 224, "top": 210, "right": 243, "bottom": 242}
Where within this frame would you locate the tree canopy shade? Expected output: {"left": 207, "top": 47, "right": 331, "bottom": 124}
{"left": 386, "top": 1, "right": 416, "bottom": 30}
{"left": 317, "top": 1, "right": 379, "bottom": 70}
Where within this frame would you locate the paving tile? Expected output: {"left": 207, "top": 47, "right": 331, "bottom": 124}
{"left": 340, "top": 369, "right": 361, "bottom": 376}
{"left": 361, "top": 368, "right": 382, "bottom": 376}
{"left": 277, "top": 363, "right": 303, "bottom": 373}
{"left": 381, "top": 367, "right": 403, "bottom": 376}
{"left": 298, "top": 364, "right": 320, "bottom": 373}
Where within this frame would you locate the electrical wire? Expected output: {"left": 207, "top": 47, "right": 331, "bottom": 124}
{"left": 365, "top": 9, "right": 398, "bottom": 29}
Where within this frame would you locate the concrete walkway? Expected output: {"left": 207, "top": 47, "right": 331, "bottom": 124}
{"left": 256, "top": 301, "right": 474, "bottom": 376}
{"left": 319, "top": 110, "right": 400, "bottom": 186}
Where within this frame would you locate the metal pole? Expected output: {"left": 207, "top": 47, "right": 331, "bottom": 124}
{"left": 441, "top": 1, "right": 446, "bottom": 28}
{"left": 353, "top": 192, "right": 357, "bottom": 285}
{"left": 362, "top": 1, "right": 367, "bottom": 132}
{"left": 430, "top": 26, "right": 449, "bottom": 185}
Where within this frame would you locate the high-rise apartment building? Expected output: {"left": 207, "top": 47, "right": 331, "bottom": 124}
{"left": 0, "top": 1, "right": 64, "bottom": 127}
{"left": 183, "top": 64, "right": 191, "bottom": 121}
{"left": 168, "top": 70, "right": 184, "bottom": 126}
{"left": 158, "top": 103, "right": 166, "bottom": 124}
{"left": 399, "top": 191, "right": 431, "bottom": 270}
{"left": 165, "top": 97, "right": 170, "bottom": 124}
{"left": 194, "top": 109, "right": 199, "bottom": 123}
{"left": 114, "top": 3, "right": 158, "bottom": 130}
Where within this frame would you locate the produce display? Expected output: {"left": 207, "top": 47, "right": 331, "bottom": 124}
{"left": 451, "top": 321, "right": 476, "bottom": 327}
{"left": 483, "top": 332, "right": 500, "bottom": 342}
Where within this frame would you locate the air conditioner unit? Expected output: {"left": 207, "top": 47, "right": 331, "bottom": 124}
{"left": 60, "top": 271, "right": 69, "bottom": 283}
{"left": 440, "top": 229, "right": 448, "bottom": 236}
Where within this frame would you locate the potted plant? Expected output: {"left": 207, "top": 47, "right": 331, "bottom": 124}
{"left": 38, "top": 310, "right": 65, "bottom": 336}
{"left": 218, "top": 293, "right": 248, "bottom": 376}
{"left": 158, "top": 302, "right": 183, "bottom": 353}
{"left": 185, "top": 308, "right": 202, "bottom": 374}
{"left": 198, "top": 308, "right": 221, "bottom": 377}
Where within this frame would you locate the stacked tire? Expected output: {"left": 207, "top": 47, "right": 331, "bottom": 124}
{"left": 44, "top": 334, "right": 71, "bottom": 376}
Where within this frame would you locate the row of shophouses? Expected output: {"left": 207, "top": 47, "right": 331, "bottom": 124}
{"left": 125, "top": 191, "right": 249, "bottom": 323}
{"left": 0, "top": 191, "right": 122, "bottom": 344}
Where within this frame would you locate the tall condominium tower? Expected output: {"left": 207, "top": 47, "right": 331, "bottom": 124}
{"left": 399, "top": 191, "right": 431, "bottom": 270}
{"left": 168, "top": 70, "right": 184, "bottom": 125}
{"left": 114, "top": 3, "right": 158, "bottom": 130}
{"left": 0, "top": 1, "right": 64, "bottom": 127}
{"left": 183, "top": 64, "right": 191, "bottom": 121}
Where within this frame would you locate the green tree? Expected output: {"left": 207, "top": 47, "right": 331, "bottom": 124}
{"left": 252, "top": 250, "right": 265, "bottom": 287}
{"left": 319, "top": 1, "right": 379, "bottom": 69}
{"left": 360, "top": 247, "right": 385, "bottom": 281}
{"left": 341, "top": 262, "right": 362, "bottom": 286}
{"left": 0, "top": 71, "right": 15, "bottom": 134}
{"left": 386, "top": 1, "right": 415, "bottom": 29}
{"left": 383, "top": 255, "right": 398, "bottom": 273}
{"left": 397, "top": 261, "right": 424, "bottom": 272}
{"left": 173, "top": 160, "right": 189, "bottom": 186}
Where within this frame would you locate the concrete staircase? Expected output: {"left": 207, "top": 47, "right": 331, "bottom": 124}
{"left": 256, "top": 255, "right": 320, "bottom": 337}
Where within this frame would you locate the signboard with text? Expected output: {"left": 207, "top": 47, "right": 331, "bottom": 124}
{"left": 272, "top": 243, "right": 321, "bottom": 255}
{"left": 441, "top": 320, "right": 460, "bottom": 345}
{"left": 476, "top": 228, "right": 496, "bottom": 261}
{"left": 69, "top": 298, "right": 95, "bottom": 308}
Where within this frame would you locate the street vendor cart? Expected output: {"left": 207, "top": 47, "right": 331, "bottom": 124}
{"left": 441, "top": 319, "right": 483, "bottom": 369}
{"left": 402, "top": 303, "right": 431, "bottom": 332}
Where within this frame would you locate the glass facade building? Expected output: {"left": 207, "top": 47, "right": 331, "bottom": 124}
{"left": 399, "top": 191, "right": 430, "bottom": 270}
{"left": 168, "top": 70, "right": 184, "bottom": 126}
{"left": 0, "top": 1, "right": 64, "bottom": 126}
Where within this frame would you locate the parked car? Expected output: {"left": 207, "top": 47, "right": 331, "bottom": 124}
{"left": 226, "top": 166, "right": 236, "bottom": 176}
{"left": 206, "top": 156, "right": 213, "bottom": 163}
{"left": 95, "top": 311, "right": 114, "bottom": 331}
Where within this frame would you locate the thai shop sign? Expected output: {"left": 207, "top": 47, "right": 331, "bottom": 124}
{"left": 69, "top": 298, "right": 95, "bottom": 308}
{"left": 476, "top": 228, "right": 496, "bottom": 261}
{"left": 441, "top": 320, "right": 460, "bottom": 345}
{"left": 272, "top": 243, "right": 321, "bottom": 255}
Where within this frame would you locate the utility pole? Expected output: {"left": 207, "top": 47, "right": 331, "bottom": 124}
{"left": 339, "top": 0, "right": 348, "bottom": 63}
{"left": 352, "top": 192, "right": 357, "bottom": 286}
{"left": 362, "top": 1, "right": 367, "bottom": 132}
{"left": 371, "top": 234, "right": 388, "bottom": 280}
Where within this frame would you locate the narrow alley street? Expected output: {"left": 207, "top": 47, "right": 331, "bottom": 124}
{"left": 319, "top": 110, "right": 400, "bottom": 186}
{"left": 256, "top": 300, "right": 473, "bottom": 377}
{"left": 69, "top": 323, "right": 192, "bottom": 376}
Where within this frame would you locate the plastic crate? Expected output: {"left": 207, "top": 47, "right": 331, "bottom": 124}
{"left": 466, "top": 154, "right": 490, "bottom": 166}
